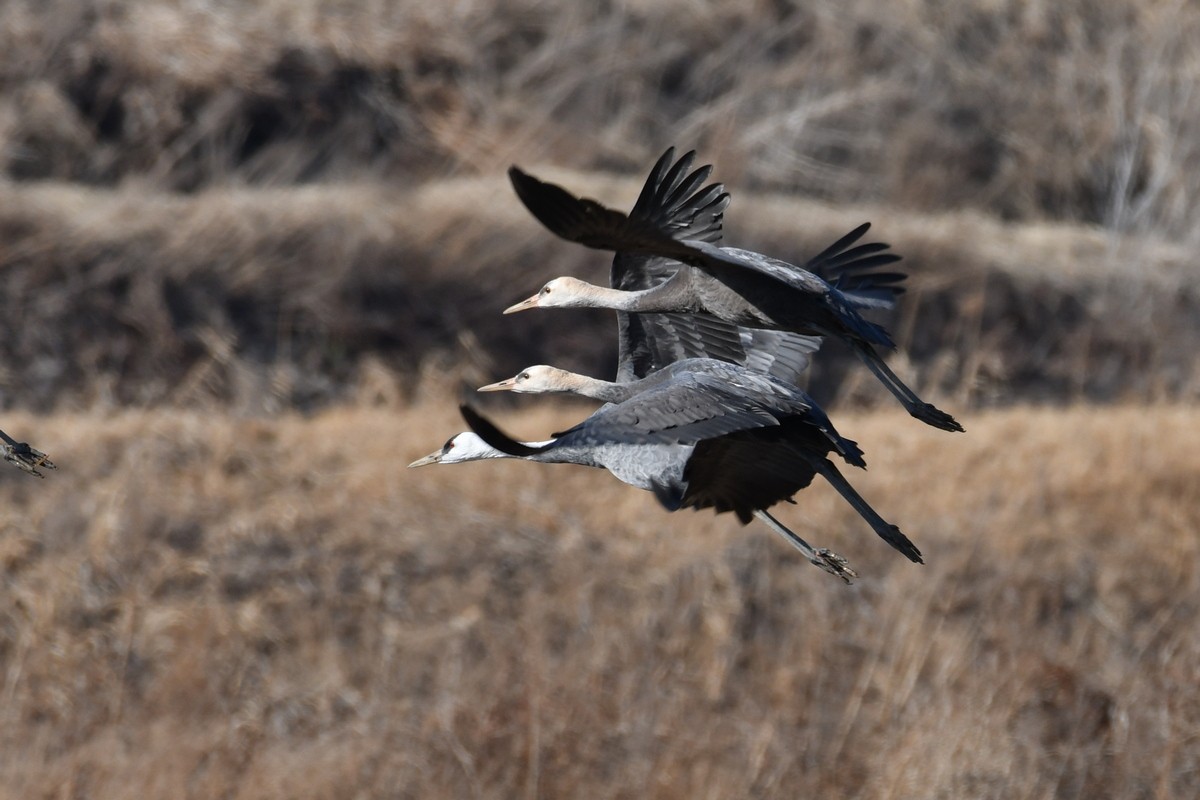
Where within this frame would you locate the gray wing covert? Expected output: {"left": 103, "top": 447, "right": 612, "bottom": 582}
{"left": 738, "top": 329, "right": 823, "bottom": 387}
{"left": 551, "top": 375, "right": 785, "bottom": 448}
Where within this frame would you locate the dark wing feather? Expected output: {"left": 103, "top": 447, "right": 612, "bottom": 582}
{"left": 679, "top": 415, "right": 860, "bottom": 524}
{"left": 803, "top": 222, "right": 907, "bottom": 310}
{"left": 682, "top": 436, "right": 820, "bottom": 523}
{"left": 509, "top": 166, "right": 696, "bottom": 256}
{"left": 612, "top": 149, "right": 744, "bottom": 380}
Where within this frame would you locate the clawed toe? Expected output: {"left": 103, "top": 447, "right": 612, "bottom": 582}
{"left": 812, "top": 548, "right": 858, "bottom": 584}
{"left": 914, "top": 403, "right": 964, "bottom": 433}
{"left": 2, "top": 443, "right": 55, "bottom": 478}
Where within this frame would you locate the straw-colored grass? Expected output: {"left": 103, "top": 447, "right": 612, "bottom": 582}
{"left": 3, "top": 2, "right": 1200, "bottom": 796}
{"left": 0, "top": 401, "right": 1196, "bottom": 798}
{"left": 3, "top": 0, "right": 1200, "bottom": 409}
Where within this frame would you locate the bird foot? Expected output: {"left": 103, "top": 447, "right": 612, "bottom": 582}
{"left": 2, "top": 442, "right": 56, "bottom": 478}
{"left": 913, "top": 403, "right": 965, "bottom": 433}
{"left": 811, "top": 548, "right": 857, "bottom": 584}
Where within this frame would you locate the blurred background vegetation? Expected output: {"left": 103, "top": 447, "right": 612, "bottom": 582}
{"left": 1, "top": 0, "right": 1198, "bottom": 411}
{"left": 1, "top": 2, "right": 1199, "bottom": 798}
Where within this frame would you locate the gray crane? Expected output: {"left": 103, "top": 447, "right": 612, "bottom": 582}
{"left": 409, "top": 390, "right": 868, "bottom": 582}
{"left": 477, "top": 358, "right": 923, "bottom": 566}
{"left": 504, "top": 164, "right": 962, "bottom": 433}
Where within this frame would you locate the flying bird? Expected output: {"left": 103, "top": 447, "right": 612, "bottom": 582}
{"left": 477, "top": 359, "right": 923, "bottom": 565}
{"left": 504, "top": 163, "right": 961, "bottom": 433}
{"left": 409, "top": 402, "right": 865, "bottom": 582}
{"left": 479, "top": 357, "right": 863, "bottom": 466}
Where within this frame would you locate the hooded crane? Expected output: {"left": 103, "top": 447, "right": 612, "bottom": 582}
{"left": 477, "top": 358, "right": 923, "bottom": 566}
{"left": 410, "top": 382, "right": 875, "bottom": 582}
{"left": 516, "top": 147, "right": 907, "bottom": 389}
{"left": 504, "top": 163, "right": 962, "bottom": 433}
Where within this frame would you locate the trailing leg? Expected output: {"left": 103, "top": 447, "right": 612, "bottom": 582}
{"left": 806, "top": 456, "right": 924, "bottom": 563}
{"left": 852, "top": 342, "right": 963, "bottom": 433}
{"left": 753, "top": 509, "right": 857, "bottom": 583}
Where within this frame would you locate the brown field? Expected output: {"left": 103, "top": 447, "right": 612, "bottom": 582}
{"left": 3, "top": 0, "right": 1200, "bottom": 797}
{"left": 2, "top": 0, "right": 1200, "bottom": 410}
{"left": 0, "top": 403, "right": 1197, "bottom": 798}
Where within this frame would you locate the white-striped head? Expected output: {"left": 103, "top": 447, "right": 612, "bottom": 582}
{"left": 407, "top": 432, "right": 501, "bottom": 467}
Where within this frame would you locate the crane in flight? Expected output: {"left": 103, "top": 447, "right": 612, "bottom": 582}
{"left": 504, "top": 161, "right": 961, "bottom": 433}
{"left": 477, "top": 358, "right": 923, "bottom": 565}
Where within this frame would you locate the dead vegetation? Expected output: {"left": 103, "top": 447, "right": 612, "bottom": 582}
{"left": 2, "top": 0, "right": 1200, "bottom": 412}
{"left": 0, "top": 402, "right": 1197, "bottom": 798}
{"left": 1, "top": 172, "right": 1198, "bottom": 412}
{"left": 2, "top": 1, "right": 1200, "bottom": 797}
{"left": 3, "top": 0, "right": 1200, "bottom": 237}
{"left": 2, "top": 1, "right": 1200, "bottom": 410}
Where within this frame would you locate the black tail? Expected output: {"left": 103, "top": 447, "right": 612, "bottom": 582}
{"left": 459, "top": 405, "right": 548, "bottom": 457}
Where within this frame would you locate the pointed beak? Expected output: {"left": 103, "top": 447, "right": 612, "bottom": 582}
{"left": 407, "top": 451, "right": 442, "bottom": 468}
{"left": 503, "top": 294, "right": 540, "bottom": 314}
{"left": 477, "top": 377, "right": 516, "bottom": 392}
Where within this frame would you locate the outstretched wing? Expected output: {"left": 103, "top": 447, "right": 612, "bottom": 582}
{"left": 738, "top": 329, "right": 822, "bottom": 387}
{"left": 549, "top": 375, "right": 788, "bottom": 447}
{"left": 509, "top": 165, "right": 899, "bottom": 348}
{"left": 611, "top": 148, "right": 745, "bottom": 380}
{"left": 802, "top": 222, "right": 907, "bottom": 310}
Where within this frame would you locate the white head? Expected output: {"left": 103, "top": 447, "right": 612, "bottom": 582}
{"left": 477, "top": 365, "right": 579, "bottom": 394}
{"left": 407, "top": 432, "right": 503, "bottom": 467}
{"left": 503, "top": 277, "right": 597, "bottom": 313}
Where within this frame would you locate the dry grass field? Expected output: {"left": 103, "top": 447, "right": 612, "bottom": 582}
{"left": 0, "top": 403, "right": 1197, "bottom": 798}
{"left": 2, "top": 0, "right": 1200, "bottom": 797}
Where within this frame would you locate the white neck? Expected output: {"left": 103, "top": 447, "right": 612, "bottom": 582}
{"left": 547, "top": 370, "right": 626, "bottom": 402}
{"left": 568, "top": 282, "right": 680, "bottom": 313}
{"left": 443, "top": 432, "right": 555, "bottom": 463}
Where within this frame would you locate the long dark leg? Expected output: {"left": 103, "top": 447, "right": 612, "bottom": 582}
{"left": 852, "top": 342, "right": 964, "bottom": 433}
{"left": 753, "top": 509, "right": 857, "bottom": 583}
{"left": 807, "top": 456, "right": 924, "bottom": 563}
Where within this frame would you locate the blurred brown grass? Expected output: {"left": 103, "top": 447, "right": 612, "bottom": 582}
{"left": 4, "top": 0, "right": 1200, "bottom": 237}
{"left": 1, "top": 0, "right": 1200, "bottom": 410}
{"left": 1, "top": 170, "right": 1198, "bottom": 412}
{"left": 0, "top": 401, "right": 1197, "bottom": 798}
{"left": 3, "top": 2, "right": 1200, "bottom": 797}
